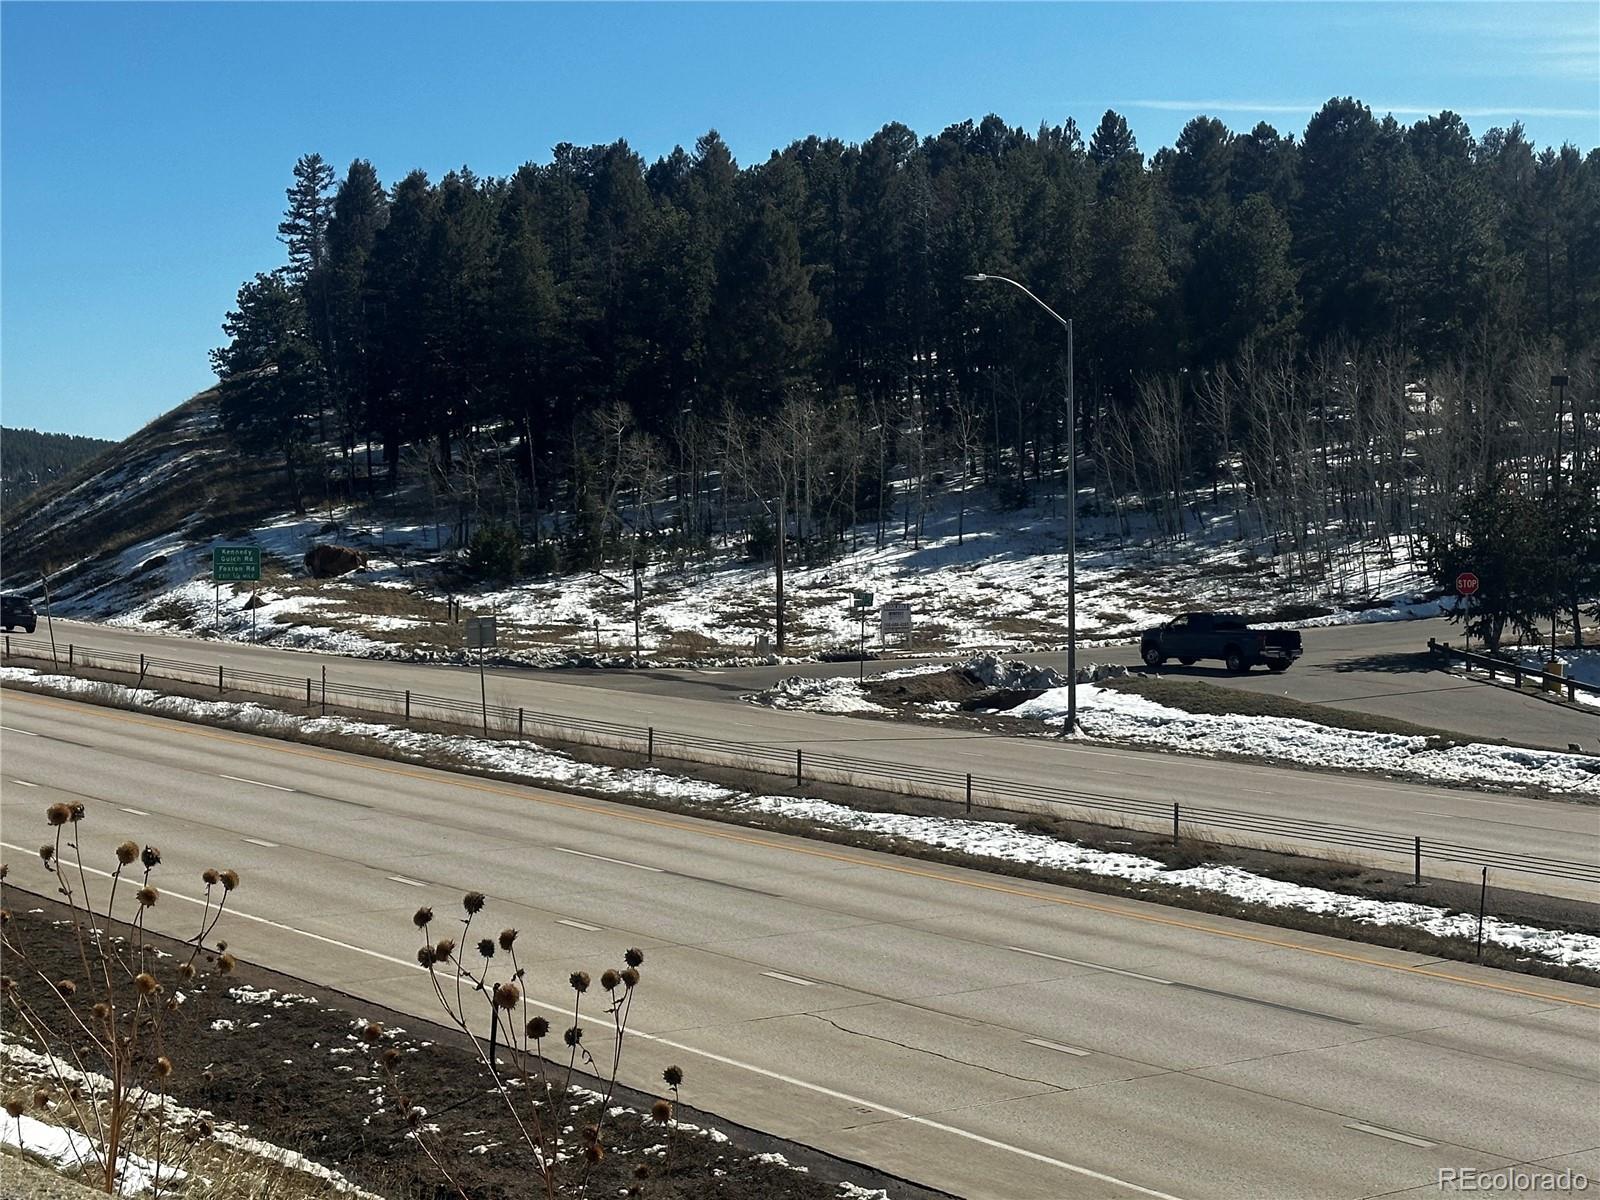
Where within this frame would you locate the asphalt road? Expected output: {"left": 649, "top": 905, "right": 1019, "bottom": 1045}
{"left": 2, "top": 693, "right": 1597, "bottom": 1200}
{"left": 10, "top": 619, "right": 1600, "bottom": 897}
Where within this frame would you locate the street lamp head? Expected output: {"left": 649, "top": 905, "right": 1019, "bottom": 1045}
{"left": 963, "top": 273, "right": 987, "bottom": 282}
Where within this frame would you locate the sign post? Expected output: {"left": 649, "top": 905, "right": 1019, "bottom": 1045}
{"left": 212, "top": 547, "right": 262, "bottom": 632}
{"left": 851, "top": 591, "right": 873, "bottom": 680}
{"left": 1456, "top": 571, "right": 1479, "bottom": 652}
{"left": 465, "top": 615, "right": 497, "bottom": 734}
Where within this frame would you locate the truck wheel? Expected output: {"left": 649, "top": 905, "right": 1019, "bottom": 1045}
{"left": 1142, "top": 646, "right": 1166, "bottom": 668}
{"left": 1224, "top": 647, "right": 1247, "bottom": 674}
{"left": 1268, "top": 661, "right": 1289, "bottom": 672}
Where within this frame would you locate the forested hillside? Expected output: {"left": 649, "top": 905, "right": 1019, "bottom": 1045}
{"left": 210, "top": 97, "right": 1597, "bottom": 649}
{"left": 1, "top": 427, "right": 116, "bottom": 506}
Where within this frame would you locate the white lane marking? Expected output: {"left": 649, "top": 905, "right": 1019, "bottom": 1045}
{"left": 761, "top": 970, "right": 818, "bottom": 987}
{"left": 387, "top": 875, "right": 426, "bottom": 888}
{"left": 242, "top": 837, "right": 278, "bottom": 848}
{"left": 0, "top": 726, "right": 39, "bottom": 736}
{"left": 121, "top": 807, "right": 150, "bottom": 817}
{"left": 219, "top": 774, "right": 295, "bottom": 793}
{"left": 10, "top": 779, "right": 39, "bottom": 787}
{"left": 556, "top": 918, "right": 601, "bottom": 932}
{"left": 0, "top": 839, "right": 1188, "bottom": 1200}
{"left": 1025, "top": 1037, "right": 1091, "bottom": 1057}
{"left": 552, "top": 846, "right": 662, "bottom": 873}
{"left": 1008, "top": 947, "right": 1173, "bottom": 985}
{"left": 1344, "top": 1121, "right": 1436, "bottom": 1149}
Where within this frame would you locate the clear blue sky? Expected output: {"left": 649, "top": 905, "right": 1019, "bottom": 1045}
{"left": 3, "top": 1, "right": 1596, "bottom": 440}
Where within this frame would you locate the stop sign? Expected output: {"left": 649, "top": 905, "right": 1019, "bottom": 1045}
{"left": 1456, "top": 571, "right": 1480, "bottom": 596}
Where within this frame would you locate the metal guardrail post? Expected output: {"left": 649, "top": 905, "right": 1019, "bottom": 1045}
{"left": 648, "top": 727, "right": 654, "bottom": 762}
{"left": 404, "top": 690, "right": 411, "bottom": 723}
{"left": 218, "top": 664, "right": 225, "bottom": 694}
{"left": 305, "top": 677, "right": 312, "bottom": 707}
{"left": 1414, "top": 836, "right": 1422, "bottom": 886}
{"left": 965, "top": 773, "right": 972, "bottom": 814}
{"left": 320, "top": 666, "right": 327, "bottom": 716}
{"left": 1173, "top": 802, "right": 1180, "bottom": 843}
{"left": 796, "top": 749, "right": 803, "bottom": 786}
{"left": 518, "top": 707, "right": 524, "bottom": 737}
{"left": 68, "top": 644, "right": 74, "bottom": 671}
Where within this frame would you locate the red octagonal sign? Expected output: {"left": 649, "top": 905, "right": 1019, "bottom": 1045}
{"left": 1456, "top": 571, "right": 1480, "bottom": 596}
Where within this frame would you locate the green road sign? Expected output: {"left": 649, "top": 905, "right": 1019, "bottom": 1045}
{"left": 213, "top": 546, "right": 261, "bottom": 582}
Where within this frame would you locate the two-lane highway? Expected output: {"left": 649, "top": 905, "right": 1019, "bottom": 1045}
{"left": 8, "top": 619, "right": 1599, "bottom": 897}
{"left": 2, "top": 692, "right": 1597, "bottom": 1199}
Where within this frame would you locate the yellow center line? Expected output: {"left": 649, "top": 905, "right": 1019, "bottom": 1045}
{"left": 6, "top": 686, "right": 1598, "bottom": 1010}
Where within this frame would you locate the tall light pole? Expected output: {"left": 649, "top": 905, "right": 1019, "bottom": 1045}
{"left": 965, "top": 272, "right": 1077, "bottom": 733}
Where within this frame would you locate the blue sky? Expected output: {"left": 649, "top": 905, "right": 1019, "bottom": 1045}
{"left": 3, "top": 2, "right": 1596, "bottom": 440}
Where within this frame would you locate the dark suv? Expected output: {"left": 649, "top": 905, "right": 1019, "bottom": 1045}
{"left": 2, "top": 594, "right": 38, "bottom": 634}
{"left": 1140, "top": 612, "right": 1302, "bottom": 673}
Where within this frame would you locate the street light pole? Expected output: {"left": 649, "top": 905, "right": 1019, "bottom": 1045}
{"left": 965, "top": 273, "right": 1077, "bottom": 733}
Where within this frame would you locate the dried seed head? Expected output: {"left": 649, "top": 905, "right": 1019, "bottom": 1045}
{"left": 216, "top": 940, "right": 228, "bottom": 952}
{"left": 650, "top": 1099, "right": 672, "bottom": 1124}
{"left": 406, "top": 1107, "right": 422, "bottom": 1129}
{"left": 196, "top": 1118, "right": 213, "bottom": 1139}
{"left": 218, "top": 953, "right": 237, "bottom": 974}
{"left": 92, "top": 1002, "right": 110, "bottom": 1022}
{"left": 412, "top": 906, "right": 432, "bottom": 929}
{"left": 32, "top": 1087, "right": 51, "bottom": 1109}
{"left": 56, "top": 979, "right": 76, "bottom": 997}
{"left": 620, "top": 967, "right": 639, "bottom": 990}
{"left": 601, "top": 969, "right": 620, "bottom": 992}
{"left": 432, "top": 938, "right": 455, "bottom": 963}
{"left": 115, "top": 842, "right": 139, "bottom": 866}
{"left": 462, "top": 891, "right": 485, "bottom": 915}
{"left": 477, "top": 938, "right": 495, "bottom": 959}
{"left": 38, "top": 845, "right": 54, "bottom": 865}
{"left": 569, "top": 971, "right": 590, "bottom": 994}
{"left": 416, "top": 946, "right": 436, "bottom": 968}
{"left": 135, "top": 973, "right": 159, "bottom": 996}
{"left": 493, "top": 982, "right": 521, "bottom": 1010}
{"left": 526, "top": 1017, "right": 549, "bottom": 1040}
{"left": 580, "top": 1123, "right": 599, "bottom": 1145}
{"left": 624, "top": 947, "right": 644, "bottom": 968}
{"left": 177, "top": 962, "right": 196, "bottom": 981}
{"left": 0, "top": 910, "right": 9, "bottom": 927}
{"left": 136, "top": 886, "right": 158, "bottom": 908}
{"left": 3, "top": 1100, "right": 24, "bottom": 1119}
{"left": 141, "top": 845, "right": 161, "bottom": 870}
{"left": 583, "top": 1143, "right": 603, "bottom": 1164}
{"left": 46, "top": 803, "right": 71, "bottom": 826}
{"left": 0, "top": 977, "right": 11, "bottom": 995}
{"left": 69, "top": 803, "right": 85, "bottom": 823}
{"left": 153, "top": 1057, "right": 173, "bottom": 1079}
{"left": 381, "top": 1047, "right": 401, "bottom": 1068}
{"left": 202, "top": 869, "right": 219, "bottom": 886}
{"left": 564, "top": 1025, "right": 583, "bottom": 1047}
{"left": 662, "top": 1065, "right": 683, "bottom": 1088}
{"left": 498, "top": 928, "right": 518, "bottom": 951}
{"left": 362, "top": 1023, "right": 384, "bottom": 1043}
{"left": 0, "top": 863, "right": 6, "bottom": 879}
{"left": 634, "top": 1164, "right": 650, "bottom": 1181}
{"left": 219, "top": 869, "right": 239, "bottom": 892}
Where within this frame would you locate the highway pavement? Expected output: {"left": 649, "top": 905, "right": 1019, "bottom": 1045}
{"left": 8, "top": 619, "right": 1600, "bottom": 897}
{"left": 2, "top": 692, "right": 1598, "bottom": 1199}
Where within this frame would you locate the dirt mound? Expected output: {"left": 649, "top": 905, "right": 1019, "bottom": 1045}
{"left": 864, "top": 668, "right": 988, "bottom": 706}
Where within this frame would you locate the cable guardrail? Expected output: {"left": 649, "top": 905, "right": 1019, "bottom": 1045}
{"left": 4, "top": 632, "right": 1598, "bottom": 887}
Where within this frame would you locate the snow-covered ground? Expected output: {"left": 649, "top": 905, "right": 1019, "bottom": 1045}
{"left": 740, "top": 663, "right": 1600, "bottom": 796}
{"left": 1019, "top": 682, "right": 1600, "bottom": 795}
{"left": 4, "top": 666, "right": 1595, "bottom": 973}
{"left": 1479, "top": 646, "right": 1600, "bottom": 708}
{"left": 16, "top": 438, "right": 1450, "bottom": 664}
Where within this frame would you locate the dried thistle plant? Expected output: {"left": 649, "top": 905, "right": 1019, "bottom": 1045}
{"left": 390, "top": 893, "right": 681, "bottom": 1199}
{"left": 0, "top": 803, "right": 241, "bottom": 1195}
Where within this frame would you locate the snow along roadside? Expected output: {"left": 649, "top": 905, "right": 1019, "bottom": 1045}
{"left": 3, "top": 666, "right": 1597, "bottom": 973}
{"left": 742, "top": 669, "right": 1600, "bottom": 796}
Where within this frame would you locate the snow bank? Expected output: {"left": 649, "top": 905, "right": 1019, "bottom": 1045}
{"left": 730, "top": 796, "right": 1600, "bottom": 971}
{"left": 1013, "top": 684, "right": 1600, "bottom": 795}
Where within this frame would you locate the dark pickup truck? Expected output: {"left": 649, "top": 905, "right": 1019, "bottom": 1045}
{"left": 1140, "top": 612, "right": 1302, "bottom": 674}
